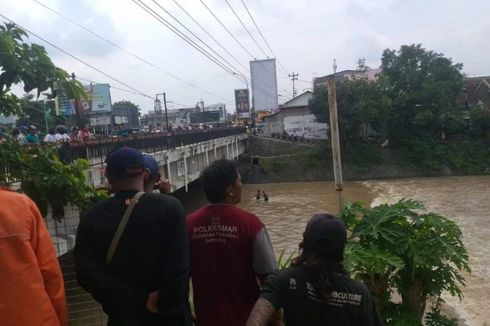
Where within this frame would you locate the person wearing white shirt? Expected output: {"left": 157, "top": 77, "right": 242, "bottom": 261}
{"left": 44, "top": 128, "right": 56, "bottom": 143}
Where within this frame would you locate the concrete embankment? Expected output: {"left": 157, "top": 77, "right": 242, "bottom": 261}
{"left": 242, "top": 136, "right": 488, "bottom": 184}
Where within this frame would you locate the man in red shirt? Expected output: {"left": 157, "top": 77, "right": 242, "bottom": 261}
{"left": 188, "top": 159, "right": 277, "bottom": 326}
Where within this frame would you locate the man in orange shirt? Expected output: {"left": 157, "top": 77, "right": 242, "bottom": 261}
{"left": 0, "top": 188, "right": 68, "bottom": 326}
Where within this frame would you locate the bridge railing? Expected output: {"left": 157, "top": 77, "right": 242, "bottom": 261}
{"left": 60, "top": 127, "right": 247, "bottom": 163}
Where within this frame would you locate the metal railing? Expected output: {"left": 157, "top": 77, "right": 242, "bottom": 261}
{"left": 60, "top": 127, "right": 247, "bottom": 163}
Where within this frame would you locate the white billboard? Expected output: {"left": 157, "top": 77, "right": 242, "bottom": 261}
{"left": 250, "top": 59, "right": 278, "bottom": 111}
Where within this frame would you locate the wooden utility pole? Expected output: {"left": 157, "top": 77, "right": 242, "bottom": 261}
{"left": 327, "top": 60, "right": 344, "bottom": 213}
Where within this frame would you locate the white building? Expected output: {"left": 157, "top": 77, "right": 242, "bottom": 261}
{"left": 263, "top": 91, "right": 328, "bottom": 140}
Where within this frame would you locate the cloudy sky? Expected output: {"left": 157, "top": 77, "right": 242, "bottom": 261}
{"left": 1, "top": 0, "right": 489, "bottom": 114}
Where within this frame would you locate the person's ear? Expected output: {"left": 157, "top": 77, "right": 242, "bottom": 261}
{"left": 143, "top": 169, "right": 151, "bottom": 181}
{"left": 225, "top": 184, "right": 234, "bottom": 199}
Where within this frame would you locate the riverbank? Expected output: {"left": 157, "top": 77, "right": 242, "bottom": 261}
{"left": 242, "top": 136, "right": 490, "bottom": 184}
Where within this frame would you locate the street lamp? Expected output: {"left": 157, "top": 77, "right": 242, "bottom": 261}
{"left": 154, "top": 93, "right": 169, "bottom": 132}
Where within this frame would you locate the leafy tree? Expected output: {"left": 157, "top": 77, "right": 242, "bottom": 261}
{"left": 0, "top": 141, "right": 107, "bottom": 220}
{"left": 0, "top": 22, "right": 85, "bottom": 116}
{"left": 380, "top": 44, "right": 464, "bottom": 140}
{"left": 308, "top": 79, "right": 391, "bottom": 144}
{"left": 340, "top": 199, "right": 470, "bottom": 323}
{"left": 113, "top": 100, "right": 140, "bottom": 110}
{"left": 0, "top": 22, "right": 105, "bottom": 219}
{"left": 469, "top": 106, "right": 490, "bottom": 139}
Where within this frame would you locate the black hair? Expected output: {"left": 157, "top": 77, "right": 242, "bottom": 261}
{"left": 291, "top": 236, "right": 347, "bottom": 301}
{"left": 48, "top": 128, "right": 55, "bottom": 134}
{"left": 200, "top": 159, "right": 239, "bottom": 203}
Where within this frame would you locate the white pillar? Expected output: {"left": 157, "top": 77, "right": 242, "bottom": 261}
{"left": 235, "top": 138, "right": 239, "bottom": 158}
{"left": 183, "top": 154, "right": 189, "bottom": 192}
{"left": 166, "top": 159, "right": 172, "bottom": 193}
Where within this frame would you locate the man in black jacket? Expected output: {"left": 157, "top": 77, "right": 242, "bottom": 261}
{"left": 74, "top": 147, "right": 191, "bottom": 326}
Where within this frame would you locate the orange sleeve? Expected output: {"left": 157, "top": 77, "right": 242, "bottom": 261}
{"left": 29, "top": 198, "right": 68, "bottom": 326}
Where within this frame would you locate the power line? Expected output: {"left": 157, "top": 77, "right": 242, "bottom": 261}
{"left": 0, "top": 13, "right": 153, "bottom": 99}
{"left": 135, "top": 0, "right": 280, "bottom": 103}
{"left": 199, "top": 0, "right": 255, "bottom": 59}
{"left": 223, "top": 0, "right": 268, "bottom": 59}
{"left": 172, "top": 0, "right": 281, "bottom": 98}
{"left": 171, "top": 0, "right": 249, "bottom": 73}
{"left": 134, "top": 1, "right": 278, "bottom": 100}
{"left": 132, "top": 0, "right": 244, "bottom": 82}
{"left": 192, "top": 0, "right": 282, "bottom": 97}
{"left": 151, "top": 0, "right": 249, "bottom": 80}
{"left": 29, "top": 0, "right": 233, "bottom": 102}
{"left": 76, "top": 76, "right": 153, "bottom": 98}
{"left": 239, "top": 0, "right": 289, "bottom": 75}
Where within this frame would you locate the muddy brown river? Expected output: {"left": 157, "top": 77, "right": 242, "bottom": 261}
{"left": 239, "top": 176, "right": 490, "bottom": 326}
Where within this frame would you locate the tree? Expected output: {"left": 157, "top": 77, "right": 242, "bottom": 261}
{"left": 308, "top": 79, "right": 392, "bottom": 144}
{"left": 113, "top": 100, "right": 140, "bottom": 111}
{"left": 0, "top": 22, "right": 105, "bottom": 220}
{"left": 0, "top": 23, "right": 85, "bottom": 117}
{"left": 469, "top": 106, "right": 490, "bottom": 139}
{"left": 380, "top": 44, "right": 464, "bottom": 140}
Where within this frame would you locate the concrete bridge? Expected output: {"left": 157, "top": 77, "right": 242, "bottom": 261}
{"left": 62, "top": 127, "right": 248, "bottom": 192}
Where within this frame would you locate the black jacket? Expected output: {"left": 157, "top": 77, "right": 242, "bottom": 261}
{"left": 74, "top": 190, "right": 191, "bottom": 326}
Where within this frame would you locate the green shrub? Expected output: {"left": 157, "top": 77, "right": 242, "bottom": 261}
{"left": 340, "top": 199, "right": 470, "bottom": 323}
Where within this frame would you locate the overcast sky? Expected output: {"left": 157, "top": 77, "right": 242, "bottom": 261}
{"left": 1, "top": 0, "right": 489, "bottom": 114}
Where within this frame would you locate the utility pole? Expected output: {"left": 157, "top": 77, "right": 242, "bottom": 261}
{"left": 288, "top": 71, "right": 299, "bottom": 98}
{"left": 163, "top": 92, "right": 169, "bottom": 132}
{"left": 327, "top": 59, "right": 344, "bottom": 213}
{"left": 71, "top": 72, "right": 80, "bottom": 127}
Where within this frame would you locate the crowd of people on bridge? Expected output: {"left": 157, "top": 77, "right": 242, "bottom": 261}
{"left": 0, "top": 147, "right": 384, "bottom": 326}
{"left": 0, "top": 123, "right": 244, "bottom": 147}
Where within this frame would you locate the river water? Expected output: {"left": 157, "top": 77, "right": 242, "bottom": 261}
{"left": 239, "top": 176, "right": 490, "bottom": 326}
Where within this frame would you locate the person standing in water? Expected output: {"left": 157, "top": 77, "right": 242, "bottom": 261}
{"left": 263, "top": 190, "right": 269, "bottom": 201}
{"left": 256, "top": 189, "right": 261, "bottom": 200}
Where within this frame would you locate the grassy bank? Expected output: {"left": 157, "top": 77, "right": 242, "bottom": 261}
{"left": 255, "top": 140, "right": 490, "bottom": 182}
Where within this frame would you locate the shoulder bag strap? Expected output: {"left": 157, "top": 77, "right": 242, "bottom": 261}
{"left": 105, "top": 191, "right": 145, "bottom": 266}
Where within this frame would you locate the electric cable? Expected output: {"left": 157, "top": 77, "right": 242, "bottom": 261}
{"left": 0, "top": 13, "right": 153, "bottom": 99}
{"left": 30, "top": 0, "right": 232, "bottom": 101}
{"left": 223, "top": 0, "right": 268, "bottom": 59}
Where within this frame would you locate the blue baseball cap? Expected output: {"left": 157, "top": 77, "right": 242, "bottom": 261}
{"left": 105, "top": 147, "right": 145, "bottom": 177}
{"left": 143, "top": 154, "right": 160, "bottom": 178}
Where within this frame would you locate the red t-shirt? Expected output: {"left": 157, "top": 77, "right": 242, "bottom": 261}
{"left": 187, "top": 204, "right": 266, "bottom": 326}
